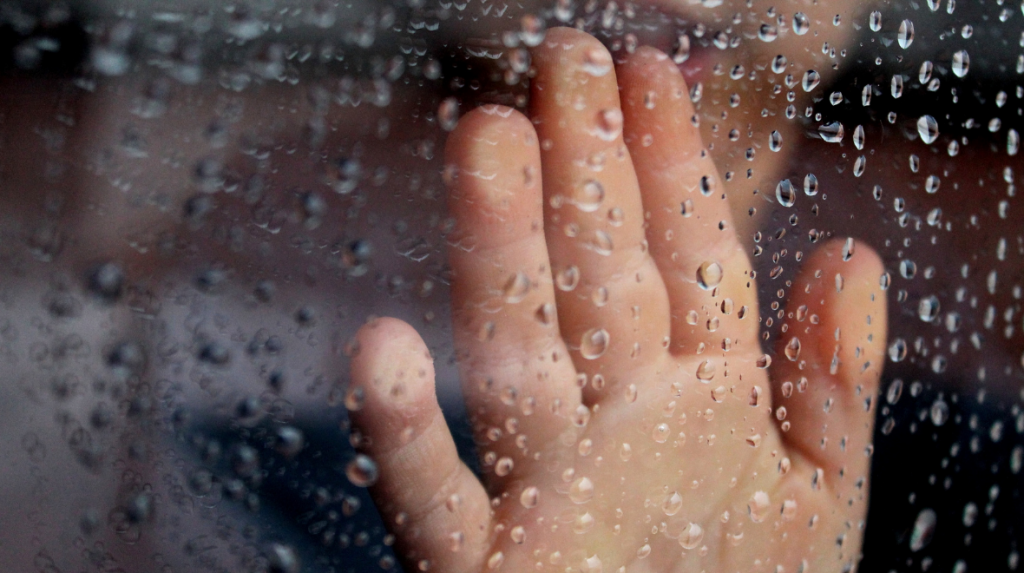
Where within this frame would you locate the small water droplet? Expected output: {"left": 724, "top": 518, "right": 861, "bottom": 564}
{"left": 917, "top": 115, "right": 939, "bottom": 144}
{"left": 521, "top": 486, "right": 540, "bottom": 508}
{"left": 803, "top": 173, "right": 819, "bottom": 196}
{"left": 679, "top": 522, "right": 704, "bottom": 549}
{"left": 580, "top": 328, "right": 609, "bottom": 360}
{"left": 769, "top": 130, "right": 783, "bottom": 152}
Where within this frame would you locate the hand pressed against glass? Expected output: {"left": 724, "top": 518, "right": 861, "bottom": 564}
{"left": 350, "top": 28, "right": 887, "bottom": 573}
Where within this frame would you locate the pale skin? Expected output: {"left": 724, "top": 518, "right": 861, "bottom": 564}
{"left": 349, "top": 27, "right": 887, "bottom": 573}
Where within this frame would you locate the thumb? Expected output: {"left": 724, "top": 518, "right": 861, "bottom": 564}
{"left": 348, "top": 317, "right": 491, "bottom": 572}
{"left": 770, "top": 239, "right": 888, "bottom": 492}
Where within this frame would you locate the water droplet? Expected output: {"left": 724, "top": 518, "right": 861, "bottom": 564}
{"left": 673, "top": 34, "right": 691, "bottom": 63}
{"left": 930, "top": 399, "right": 949, "bottom": 426}
{"left": 652, "top": 422, "right": 671, "bottom": 443}
{"left": 818, "top": 121, "right": 845, "bottom": 143}
{"left": 503, "top": 272, "right": 530, "bottom": 303}
{"left": 520, "top": 486, "right": 540, "bottom": 508}
{"left": 801, "top": 69, "right": 820, "bottom": 92}
{"left": 769, "top": 130, "right": 783, "bottom": 152}
{"left": 569, "top": 476, "right": 595, "bottom": 504}
{"left": 438, "top": 97, "right": 460, "bottom": 132}
{"left": 916, "top": 115, "right": 939, "bottom": 144}
{"left": 793, "top": 12, "right": 810, "bottom": 35}
{"left": 695, "top": 359, "right": 717, "bottom": 382}
{"left": 776, "top": 179, "right": 797, "bottom": 207}
{"left": 869, "top": 11, "right": 882, "bottom": 32}
{"left": 1009, "top": 129, "right": 1020, "bottom": 156}
{"left": 679, "top": 522, "right": 704, "bottom": 549}
{"left": 596, "top": 109, "right": 623, "bottom": 141}
{"left": 952, "top": 50, "right": 970, "bottom": 78}
{"left": 699, "top": 174, "right": 716, "bottom": 196}
{"left": 784, "top": 337, "right": 802, "bottom": 361}
{"left": 909, "top": 509, "right": 937, "bottom": 552}
{"left": 697, "top": 261, "right": 724, "bottom": 289}
{"left": 592, "top": 230, "right": 614, "bottom": 255}
{"left": 574, "top": 180, "right": 605, "bottom": 212}
{"left": 756, "top": 355, "right": 772, "bottom": 369}
{"left": 346, "top": 454, "right": 379, "bottom": 487}
{"left": 758, "top": 23, "right": 778, "bottom": 42}
{"left": 582, "top": 46, "right": 612, "bottom": 77}
{"left": 919, "top": 61, "right": 933, "bottom": 83}
{"left": 888, "top": 338, "right": 908, "bottom": 362}
{"left": 510, "top": 525, "right": 526, "bottom": 544}
{"left": 747, "top": 491, "right": 771, "bottom": 523}
{"left": 580, "top": 328, "right": 610, "bottom": 360}
{"left": 772, "top": 54, "right": 787, "bottom": 73}
{"left": 556, "top": 266, "right": 580, "bottom": 291}
{"left": 891, "top": 74, "right": 904, "bottom": 98}
{"left": 801, "top": 173, "right": 819, "bottom": 197}
{"left": 663, "top": 492, "right": 683, "bottom": 516}
{"left": 487, "top": 551, "right": 505, "bottom": 569}
{"left": 918, "top": 295, "right": 941, "bottom": 322}
{"left": 925, "top": 175, "right": 941, "bottom": 194}
{"left": 898, "top": 19, "right": 915, "bottom": 48}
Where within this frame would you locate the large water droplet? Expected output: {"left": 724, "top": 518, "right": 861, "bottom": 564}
{"left": 898, "top": 19, "right": 915, "bottom": 48}
{"left": 801, "top": 69, "right": 820, "bottom": 92}
{"left": 930, "top": 398, "right": 949, "bottom": 426}
{"left": 596, "top": 109, "right": 623, "bottom": 141}
{"left": 696, "top": 261, "right": 724, "bottom": 289}
{"left": 580, "top": 328, "right": 610, "bottom": 359}
{"left": 520, "top": 486, "right": 540, "bottom": 508}
{"left": 574, "top": 180, "right": 605, "bottom": 212}
{"left": 784, "top": 337, "right": 802, "bottom": 361}
{"left": 748, "top": 491, "right": 770, "bottom": 523}
{"left": 663, "top": 492, "right": 683, "bottom": 516}
{"left": 891, "top": 74, "right": 904, "bottom": 98}
{"left": 679, "top": 522, "right": 704, "bottom": 550}
{"left": 673, "top": 34, "right": 691, "bottom": 63}
{"left": 818, "top": 121, "right": 845, "bottom": 143}
{"left": 346, "top": 454, "right": 379, "bottom": 487}
{"left": 696, "top": 359, "right": 716, "bottom": 382}
{"left": 582, "top": 46, "right": 612, "bottom": 77}
{"left": 503, "top": 272, "right": 530, "bottom": 303}
{"left": 438, "top": 97, "right": 460, "bottom": 131}
{"left": 869, "top": 11, "right": 882, "bottom": 32}
{"left": 952, "top": 50, "right": 970, "bottom": 77}
{"left": 793, "top": 12, "right": 810, "bottom": 35}
{"left": 568, "top": 476, "right": 595, "bottom": 504}
{"left": 918, "top": 295, "right": 941, "bottom": 322}
{"left": 803, "top": 173, "right": 819, "bottom": 196}
{"left": 776, "top": 179, "right": 796, "bottom": 207}
{"left": 909, "top": 509, "right": 937, "bottom": 552}
{"left": 769, "top": 130, "right": 783, "bottom": 152}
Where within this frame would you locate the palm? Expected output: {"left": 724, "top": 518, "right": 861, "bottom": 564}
{"left": 350, "top": 27, "right": 886, "bottom": 573}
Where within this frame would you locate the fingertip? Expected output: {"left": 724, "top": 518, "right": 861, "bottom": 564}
{"left": 617, "top": 45, "right": 677, "bottom": 81}
{"left": 350, "top": 317, "right": 438, "bottom": 435}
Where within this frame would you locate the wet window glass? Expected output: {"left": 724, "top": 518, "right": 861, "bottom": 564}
{"left": 1, "top": 1, "right": 1021, "bottom": 572}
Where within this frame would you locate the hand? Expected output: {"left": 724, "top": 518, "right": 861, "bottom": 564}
{"left": 348, "top": 27, "right": 887, "bottom": 573}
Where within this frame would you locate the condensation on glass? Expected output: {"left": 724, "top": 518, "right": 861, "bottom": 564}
{"left": 0, "top": 1, "right": 1021, "bottom": 572}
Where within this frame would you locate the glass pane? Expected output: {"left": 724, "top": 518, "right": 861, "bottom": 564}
{"left": 1, "top": 1, "right": 1021, "bottom": 572}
